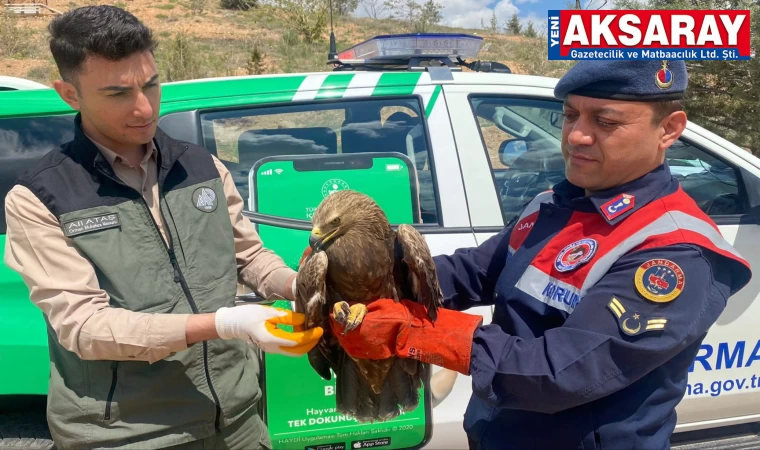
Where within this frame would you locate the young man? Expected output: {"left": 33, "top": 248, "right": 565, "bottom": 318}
{"left": 4, "top": 6, "right": 322, "bottom": 449}
{"left": 329, "top": 60, "right": 753, "bottom": 449}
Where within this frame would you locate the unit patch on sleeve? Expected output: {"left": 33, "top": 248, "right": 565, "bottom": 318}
{"left": 607, "top": 297, "right": 668, "bottom": 336}
{"left": 554, "top": 238, "right": 598, "bottom": 272}
{"left": 634, "top": 259, "right": 685, "bottom": 303}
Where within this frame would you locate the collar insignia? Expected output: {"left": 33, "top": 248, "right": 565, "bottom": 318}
{"left": 600, "top": 193, "right": 635, "bottom": 222}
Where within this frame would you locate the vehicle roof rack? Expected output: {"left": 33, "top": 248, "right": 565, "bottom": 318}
{"left": 327, "top": 33, "right": 512, "bottom": 74}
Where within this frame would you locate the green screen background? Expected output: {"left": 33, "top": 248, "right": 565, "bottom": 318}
{"left": 253, "top": 155, "right": 430, "bottom": 450}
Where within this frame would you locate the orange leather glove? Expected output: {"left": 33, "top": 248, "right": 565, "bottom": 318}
{"left": 329, "top": 299, "right": 483, "bottom": 375}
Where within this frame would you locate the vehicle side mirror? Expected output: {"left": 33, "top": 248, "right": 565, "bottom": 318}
{"left": 738, "top": 166, "right": 760, "bottom": 223}
{"left": 499, "top": 139, "right": 528, "bottom": 166}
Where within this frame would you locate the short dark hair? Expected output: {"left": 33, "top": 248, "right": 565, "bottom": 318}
{"left": 651, "top": 99, "right": 685, "bottom": 125}
{"left": 48, "top": 5, "right": 157, "bottom": 83}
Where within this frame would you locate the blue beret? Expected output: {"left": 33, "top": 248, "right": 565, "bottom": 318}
{"left": 554, "top": 60, "right": 688, "bottom": 102}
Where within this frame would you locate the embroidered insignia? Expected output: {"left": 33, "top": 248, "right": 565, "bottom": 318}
{"left": 634, "top": 259, "right": 685, "bottom": 303}
{"left": 607, "top": 297, "right": 668, "bottom": 336}
{"left": 600, "top": 193, "right": 635, "bottom": 222}
{"left": 193, "top": 187, "right": 218, "bottom": 213}
{"left": 554, "top": 238, "right": 597, "bottom": 273}
{"left": 655, "top": 60, "right": 674, "bottom": 90}
{"left": 63, "top": 213, "right": 121, "bottom": 237}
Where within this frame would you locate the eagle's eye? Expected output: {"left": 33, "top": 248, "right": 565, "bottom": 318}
{"left": 331, "top": 217, "right": 341, "bottom": 226}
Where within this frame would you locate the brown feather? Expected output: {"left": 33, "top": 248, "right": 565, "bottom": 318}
{"left": 297, "top": 190, "right": 442, "bottom": 422}
{"left": 394, "top": 224, "right": 443, "bottom": 321}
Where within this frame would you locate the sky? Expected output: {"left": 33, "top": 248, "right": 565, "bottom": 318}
{"left": 354, "top": 0, "right": 613, "bottom": 34}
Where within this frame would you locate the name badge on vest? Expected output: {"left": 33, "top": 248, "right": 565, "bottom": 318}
{"left": 63, "top": 213, "right": 121, "bottom": 237}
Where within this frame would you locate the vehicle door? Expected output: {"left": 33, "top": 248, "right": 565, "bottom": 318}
{"left": 0, "top": 113, "right": 76, "bottom": 397}
{"left": 443, "top": 83, "right": 760, "bottom": 433}
{"left": 158, "top": 71, "right": 483, "bottom": 448}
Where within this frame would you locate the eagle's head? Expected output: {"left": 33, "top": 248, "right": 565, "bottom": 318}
{"left": 309, "top": 190, "right": 389, "bottom": 250}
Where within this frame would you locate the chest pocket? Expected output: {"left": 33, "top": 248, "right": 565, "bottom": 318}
{"left": 164, "top": 181, "right": 237, "bottom": 289}
{"left": 61, "top": 204, "right": 182, "bottom": 313}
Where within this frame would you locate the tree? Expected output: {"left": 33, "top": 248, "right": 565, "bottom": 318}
{"left": 385, "top": 0, "right": 418, "bottom": 27}
{"left": 246, "top": 42, "right": 266, "bottom": 75}
{"left": 524, "top": 20, "right": 537, "bottom": 38}
{"left": 615, "top": 0, "right": 760, "bottom": 156}
{"left": 505, "top": 13, "right": 521, "bottom": 35}
{"left": 482, "top": 10, "right": 498, "bottom": 33}
{"left": 274, "top": 0, "right": 329, "bottom": 44}
{"left": 415, "top": 0, "right": 442, "bottom": 32}
{"left": 360, "top": 0, "right": 388, "bottom": 18}
{"left": 384, "top": 0, "right": 442, "bottom": 33}
{"left": 333, "top": 0, "right": 359, "bottom": 15}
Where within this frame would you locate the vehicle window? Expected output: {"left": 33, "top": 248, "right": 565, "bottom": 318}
{"left": 469, "top": 96, "right": 747, "bottom": 223}
{"left": 0, "top": 115, "right": 75, "bottom": 234}
{"left": 200, "top": 98, "right": 440, "bottom": 224}
{"left": 666, "top": 139, "right": 746, "bottom": 216}
{"left": 469, "top": 96, "right": 565, "bottom": 223}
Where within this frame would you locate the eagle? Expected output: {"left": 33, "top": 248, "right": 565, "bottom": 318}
{"left": 295, "top": 189, "right": 442, "bottom": 423}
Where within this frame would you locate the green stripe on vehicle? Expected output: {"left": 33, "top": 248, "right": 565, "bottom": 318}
{"left": 0, "top": 75, "right": 311, "bottom": 118}
{"left": 315, "top": 74, "right": 355, "bottom": 100}
{"left": 160, "top": 91, "right": 299, "bottom": 116}
{"left": 162, "top": 75, "right": 308, "bottom": 103}
{"left": 371, "top": 73, "right": 423, "bottom": 97}
{"left": 425, "top": 85, "right": 442, "bottom": 118}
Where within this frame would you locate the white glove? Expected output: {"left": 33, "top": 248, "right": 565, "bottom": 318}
{"left": 215, "top": 304, "right": 323, "bottom": 357}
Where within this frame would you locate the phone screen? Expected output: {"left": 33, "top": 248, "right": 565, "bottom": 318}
{"left": 250, "top": 153, "right": 431, "bottom": 450}
{"left": 250, "top": 153, "right": 421, "bottom": 269}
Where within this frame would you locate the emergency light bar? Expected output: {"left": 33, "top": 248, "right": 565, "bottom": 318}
{"left": 336, "top": 33, "right": 484, "bottom": 61}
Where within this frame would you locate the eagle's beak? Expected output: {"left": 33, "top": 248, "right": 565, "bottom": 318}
{"left": 309, "top": 227, "right": 337, "bottom": 250}
{"left": 309, "top": 230, "right": 321, "bottom": 249}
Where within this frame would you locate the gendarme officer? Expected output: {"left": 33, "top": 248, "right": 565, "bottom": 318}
{"left": 327, "top": 60, "right": 753, "bottom": 449}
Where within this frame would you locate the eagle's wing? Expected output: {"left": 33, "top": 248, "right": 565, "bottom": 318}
{"left": 394, "top": 223, "right": 443, "bottom": 321}
{"left": 295, "top": 249, "right": 328, "bottom": 328}
{"left": 295, "top": 249, "right": 340, "bottom": 381}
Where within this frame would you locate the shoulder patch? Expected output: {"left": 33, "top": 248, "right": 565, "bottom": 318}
{"left": 601, "top": 193, "right": 635, "bottom": 221}
{"left": 634, "top": 259, "right": 685, "bottom": 303}
{"left": 193, "top": 186, "right": 218, "bottom": 213}
{"left": 607, "top": 297, "right": 668, "bottom": 336}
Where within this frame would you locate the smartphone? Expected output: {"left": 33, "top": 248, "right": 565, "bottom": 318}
{"left": 249, "top": 152, "right": 421, "bottom": 269}
{"left": 249, "top": 152, "right": 432, "bottom": 450}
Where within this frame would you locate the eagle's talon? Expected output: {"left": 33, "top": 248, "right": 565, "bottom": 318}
{"left": 333, "top": 301, "right": 350, "bottom": 328}
{"left": 333, "top": 302, "right": 367, "bottom": 333}
{"left": 344, "top": 304, "right": 367, "bottom": 333}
